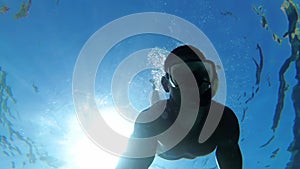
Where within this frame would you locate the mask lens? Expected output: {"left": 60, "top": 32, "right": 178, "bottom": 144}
{"left": 168, "top": 61, "right": 214, "bottom": 93}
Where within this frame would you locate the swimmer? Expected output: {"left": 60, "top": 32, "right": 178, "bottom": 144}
{"left": 116, "top": 45, "right": 243, "bottom": 169}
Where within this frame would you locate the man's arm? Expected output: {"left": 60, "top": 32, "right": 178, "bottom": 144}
{"left": 116, "top": 121, "right": 157, "bottom": 169}
{"left": 215, "top": 107, "right": 243, "bottom": 169}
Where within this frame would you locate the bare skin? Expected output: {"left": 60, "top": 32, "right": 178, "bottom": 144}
{"left": 116, "top": 98, "right": 242, "bottom": 169}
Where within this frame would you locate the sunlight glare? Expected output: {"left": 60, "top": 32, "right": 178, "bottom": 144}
{"left": 65, "top": 107, "right": 134, "bottom": 169}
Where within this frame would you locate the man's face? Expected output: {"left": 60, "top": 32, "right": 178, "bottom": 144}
{"left": 168, "top": 61, "right": 212, "bottom": 106}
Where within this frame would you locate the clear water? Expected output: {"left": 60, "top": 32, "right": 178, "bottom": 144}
{"left": 1, "top": 0, "right": 299, "bottom": 169}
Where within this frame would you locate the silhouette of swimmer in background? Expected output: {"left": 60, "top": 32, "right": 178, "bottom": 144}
{"left": 116, "top": 45, "right": 243, "bottom": 169}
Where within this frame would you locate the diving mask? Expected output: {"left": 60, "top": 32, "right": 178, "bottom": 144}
{"left": 166, "top": 60, "right": 219, "bottom": 97}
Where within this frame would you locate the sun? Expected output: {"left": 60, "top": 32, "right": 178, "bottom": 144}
{"left": 64, "top": 107, "right": 134, "bottom": 169}
{"left": 69, "top": 136, "right": 119, "bottom": 169}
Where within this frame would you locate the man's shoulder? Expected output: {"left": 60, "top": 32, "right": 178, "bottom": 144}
{"left": 210, "top": 101, "right": 240, "bottom": 143}
{"left": 142, "top": 100, "right": 168, "bottom": 112}
{"left": 211, "top": 100, "right": 239, "bottom": 128}
{"left": 211, "top": 100, "right": 234, "bottom": 113}
{"left": 137, "top": 100, "right": 168, "bottom": 121}
{"left": 133, "top": 100, "right": 169, "bottom": 137}
{"left": 210, "top": 100, "right": 238, "bottom": 125}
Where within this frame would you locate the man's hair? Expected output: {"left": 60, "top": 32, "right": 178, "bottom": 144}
{"left": 164, "top": 45, "right": 206, "bottom": 71}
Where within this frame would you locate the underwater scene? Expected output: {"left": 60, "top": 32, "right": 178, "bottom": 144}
{"left": 1, "top": 0, "right": 300, "bottom": 169}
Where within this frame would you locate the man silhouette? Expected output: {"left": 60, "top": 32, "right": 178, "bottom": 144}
{"left": 116, "top": 45, "right": 242, "bottom": 169}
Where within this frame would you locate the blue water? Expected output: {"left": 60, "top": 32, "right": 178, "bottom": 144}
{"left": 1, "top": 0, "right": 299, "bottom": 169}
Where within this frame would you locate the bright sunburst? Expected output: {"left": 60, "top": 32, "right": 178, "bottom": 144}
{"left": 64, "top": 107, "right": 134, "bottom": 169}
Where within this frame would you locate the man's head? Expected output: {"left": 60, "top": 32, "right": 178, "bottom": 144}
{"left": 161, "top": 45, "right": 218, "bottom": 106}
{"left": 164, "top": 45, "right": 206, "bottom": 71}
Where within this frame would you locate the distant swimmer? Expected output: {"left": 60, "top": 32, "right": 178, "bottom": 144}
{"left": 32, "top": 82, "right": 39, "bottom": 93}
